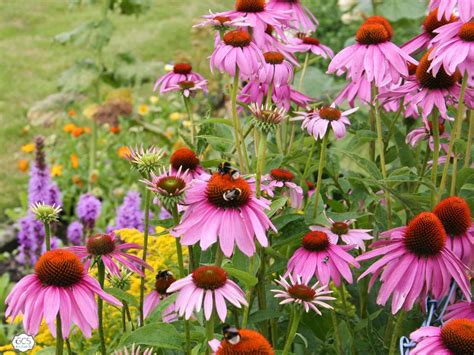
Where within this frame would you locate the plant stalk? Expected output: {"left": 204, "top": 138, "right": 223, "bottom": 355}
{"left": 139, "top": 188, "right": 152, "bottom": 327}
{"left": 313, "top": 134, "right": 328, "bottom": 221}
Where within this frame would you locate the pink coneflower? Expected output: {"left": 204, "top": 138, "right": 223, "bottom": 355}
{"left": 258, "top": 51, "right": 294, "bottom": 87}
{"left": 292, "top": 104, "right": 358, "bottom": 140}
{"left": 409, "top": 319, "right": 474, "bottom": 354}
{"left": 172, "top": 172, "right": 276, "bottom": 257}
{"left": 261, "top": 25, "right": 298, "bottom": 66}
{"left": 328, "top": 16, "right": 416, "bottom": 87}
{"left": 429, "top": 21, "right": 474, "bottom": 80}
{"left": 170, "top": 147, "right": 206, "bottom": 179}
{"left": 162, "top": 79, "right": 208, "bottom": 98}
{"left": 406, "top": 118, "right": 449, "bottom": 152}
{"left": 286, "top": 34, "right": 334, "bottom": 58}
{"left": 266, "top": 0, "right": 318, "bottom": 32}
{"left": 429, "top": 0, "right": 473, "bottom": 22}
{"left": 287, "top": 231, "right": 360, "bottom": 286}
{"left": 239, "top": 81, "right": 313, "bottom": 111}
{"left": 357, "top": 212, "right": 472, "bottom": 314}
{"left": 271, "top": 274, "right": 335, "bottom": 314}
{"left": 153, "top": 63, "right": 205, "bottom": 94}
{"left": 402, "top": 9, "right": 457, "bottom": 55}
{"left": 69, "top": 232, "right": 153, "bottom": 277}
{"left": 310, "top": 216, "right": 373, "bottom": 251}
{"left": 208, "top": 0, "right": 291, "bottom": 46}
{"left": 144, "top": 270, "right": 177, "bottom": 322}
{"left": 210, "top": 30, "right": 264, "bottom": 79}
{"left": 379, "top": 51, "right": 474, "bottom": 120}
{"left": 167, "top": 265, "right": 247, "bottom": 321}
{"left": 263, "top": 168, "right": 303, "bottom": 209}
{"left": 5, "top": 249, "right": 122, "bottom": 337}
{"left": 444, "top": 301, "right": 474, "bottom": 321}
{"left": 433, "top": 196, "right": 474, "bottom": 267}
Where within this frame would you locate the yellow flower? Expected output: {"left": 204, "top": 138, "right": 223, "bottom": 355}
{"left": 170, "top": 112, "right": 184, "bottom": 121}
{"left": 138, "top": 104, "right": 150, "bottom": 116}
{"left": 21, "top": 143, "right": 35, "bottom": 153}
{"left": 83, "top": 104, "right": 99, "bottom": 119}
{"left": 63, "top": 123, "right": 76, "bottom": 133}
{"left": 106, "top": 88, "right": 133, "bottom": 104}
{"left": 70, "top": 154, "right": 79, "bottom": 169}
{"left": 182, "top": 120, "right": 191, "bottom": 128}
{"left": 50, "top": 165, "right": 63, "bottom": 177}
{"left": 165, "top": 128, "right": 174, "bottom": 139}
{"left": 164, "top": 64, "right": 174, "bottom": 72}
{"left": 149, "top": 96, "right": 159, "bottom": 104}
{"left": 117, "top": 146, "right": 131, "bottom": 159}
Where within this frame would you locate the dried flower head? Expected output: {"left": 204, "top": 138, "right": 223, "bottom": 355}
{"left": 31, "top": 202, "right": 62, "bottom": 224}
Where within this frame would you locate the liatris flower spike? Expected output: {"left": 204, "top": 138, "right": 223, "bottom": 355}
{"left": 77, "top": 193, "right": 101, "bottom": 231}
{"left": 357, "top": 212, "right": 471, "bottom": 314}
{"left": 5, "top": 249, "right": 122, "bottom": 338}
{"left": 68, "top": 232, "right": 153, "bottom": 277}
{"left": 167, "top": 265, "right": 247, "bottom": 321}
{"left": 409, "top": 318, "right": 474, "bottom": 354}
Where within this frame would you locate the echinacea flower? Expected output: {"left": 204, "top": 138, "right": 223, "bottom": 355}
{"left": 433, "top": 196, "right": 474, "bottom": 267}
{"left": 170, "top": 147, "right": 206, "bottom": 179}
{"left": 429, "top": 0, "right": 473, "bottom": 23}
{"left": 267, "top": 0, "right": 318, "bottom": 32}
{"left": 31, "top": 202, "right": 61, "bottom": 224}
{"left": 328, "top": 16, "right": 416, "bottom": 87}
{"left": 292, "top": 104, "right": 358, "bottom": 140}
{"left": 287, "top": 231, "right": 360, "bottom": 286}
{"left": 126, "top": 146, "right": 165, "bottom": 176}
{"left": 406, "top": 118, "right": 450, "bottom": 152}
{"left": 210, "top": 30, "right": 264, "bottom": 79}
{"left": 248, "top": 103, "right": 287, "bottom": 132}
{"left": 263, "top": 168, "right": 303, "bottom": 209}
{"left": 162, "top": 79, "right": 208, "bottom": 98}
{"left": 429, "top": 21, "right": 474, "bottom": 80}
{"left": 444, "top": 301, "right": 474, "bottom": 321}
{"left": 5, "top": 249, "right": 122, "bottom": 338}
{"left": 167, "top": 265, "right": 247, "bottom": 321}
{"left": 409, "top": 318, "right": 474, "bottom": 354}
{"left": 172, "top": 172, "right": 276, "bottom": 257}
{"left": 153, "top": 63, "right": 205, "bottom": 94}
{"left": 402, "top": 9, "right": 457, "bottom": 55}
{"left": 142, "top": 166, "right": 190, "bottom": 211}
{"left": 261, "top": 25, "right": 298, "bottom": 65}
{"left": 68, "top": 232, "right": 153, "bottom": 277}
{"left": 357, "top": 212, "right": 472, "bottom": 314}
{"left": 379, "top": 51, "right": 474, "bottom": 120}
{"left": 271, "top": 274, "right": 335, "bottom": 314}
{"left": 286, "top": 34, "right": 334, "bottom": 58}
{"left": 144, "top": 270, "right": 177, "bottom": 322}
{"left": 209, "top": 327, "right": 274, "bottom": 354}
{"left": 311, "top": 216, "right": 373, "bottom": 251}
{"left": 258, "top": 51, "right": 294, "bottom": 87}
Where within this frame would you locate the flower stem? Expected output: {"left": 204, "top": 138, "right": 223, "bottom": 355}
{"left": 231, "top": 68, "right": 246, "bottom": 172}
{"left": 88, "top": 118, "right": 98, "bottom": 191}
{"left": 282, "top": 307, "right": 302, "bottom": 355}
{"left": 183, "top": 96, "right": 195, "bottom": 147}
{"left": 439, "top": 72, "right": 468, "bottom": 198}
{"left": 97, "top": 260, "right": 106, "bottom": 355}
{"left": 464, "top": 110, "right": 473, "bottom": 168}
{"left": 241, "top": 256, "right": 255, "bottom": 328}
{"left": 215, "top": 247, "right": 224, "bottom": 267}
{"left": 373, "top": 86, "right": 392, "bottom": 228}
{"left": 298, "top": 53, "right": 310, "bottom": 91}
{"left": 56, "top": 314, "right": 64, "bottom": 355}
{"left": 44, "top": 222, "right": 51, "bottom": 251}
{"left": 313, "top": 134, "right": 328, "bottom": 221}
{"left": 139, "top": 188, "right": 152, "bottom": 327}
{"left": 331, "top": 310, "right": 343, "bottom": 355}
{"left": 431, "top": 111, "right": 440, "bottom": 206}
{"left": 388, "top": 311, "right": 404, "bottom": 355}
{"left": 255, "top": 131, "right": 268, "bottom": 198}
{"left": 66, "top": 338, "right": 72, "bottom": 355}
{"left": 301, "top": 139, "right": 316, "bottom": 184}
{"left": 205, "top": 312, "right": 215, "bottom": 355}
{"left": 413, "top": 141, "right": 430, "bottom": 193}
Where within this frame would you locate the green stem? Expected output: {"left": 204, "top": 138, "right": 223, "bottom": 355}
{"left": 313, "top": 134, "right": 328, "bottom": 221}
{"left": 331, "top": 310, "right": 343, "bottom": 355}
{"left": 205, "top": 312, "right": 215, "bottom": 355}
{"left": 98, "top": 260, "right": 106, "bottom": 355}
{"left": 301, "top": 139, "right": 316, "bottom": 184}
{"left": 464, "top": 110, "right": 473, "bottom": 168}
{"left": 88, "top": 119, "right": 98, "bottom": 191}
{"left": 338, "top": 284, "right": 349, "bottom": 319}
{"left": 66, "top": 338, "right": 72, "bottom": 355}
{"left": 231, "top": 68, "right": 246, "bottom": 172}
{"left": 255, "top": 131, "right": 268, "bottom": 198}
{"left": 266, "top": 82, "right": 273, "bottom": 107}
{"left": 241, "top": 256, "right": 255, "bottom": 328}
{"left": 139, "top": 188, "right": 152, "bottom": 327}
{"left": 373, "top": 85, "right": 392, "bottom": 228}
{"left": 439, "top": 72, "right": 468, "bottom": 198}
{"left": 44, "top": 222, "right": 51, "bottom": 251}
{"left": 215, "top": 247, "right": 224, "bottom": 267}
{"left": 232, "top": 125, "right": 254, "bottom": 154}
{"left": 56, "top": 314, "right": 64, "bottom": 355}
{"left": 388, "top": 312, "right": 405, "bottom": 355}
{"left": 183, "top": 96, "right": 195, "bottom": 147}
{"left": 256, "top": 247, "right": 268, "bottom": 338}
{"left": 413, "top": 141, "right": 430, "bottom": 194}
{"left": 188, "top": 245, "right": 195, "bottom": 273}
{"left": 298, "top": 53, "right": 310, "bottom": 91}
{"left": 431, "top": 112, "right": 440, "bottom": 207}
{"left": 282, "top": 307, "right": 302, "bottom": 355}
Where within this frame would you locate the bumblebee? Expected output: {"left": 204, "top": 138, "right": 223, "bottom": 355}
{"left": 156, "top": 270, "right": 173, "bottom": 279}
{"left": 223, "top": 188, "right": 242, "bottom": 201}
{"left": 218, "top": 161, "right": 240, "bottom": 180}
{"left": 223, "top": 325, "right": 241, "bottom": 345}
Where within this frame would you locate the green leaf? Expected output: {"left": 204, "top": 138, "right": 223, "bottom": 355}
{"left": 222, "top": 266, "right": 258, "bottom": 287}
{"left": 336, "top": 149, "right": 383, "bottom": 180}
{"left": 379, "top": 0, "right": 426, "bottom": 21}
{"left": 58, "top": 60, "right": 100, "bottom": 93}
{"left": 304, "top": 193, "right": 325, "bottom": 225}
{"left": 267, "top": 197, "right": 289, "bottom": 218}
{"left": 147, "top": 293, "right": 177, "bottom": 323}
{"left": 249, "top": 309, "right": 281, "bottom": 323}
{"left": 105, "top": 287, "right": 138, "bottom": 307}
{"left": 119, "top": 322, "right": 183, "bottom": 350}
{"left": 459, "top": 183, "right": 474, "bottom": 210}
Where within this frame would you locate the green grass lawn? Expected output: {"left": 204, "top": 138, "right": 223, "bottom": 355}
{"left": 0, "top": 0, "right": 232, "bottom": 217}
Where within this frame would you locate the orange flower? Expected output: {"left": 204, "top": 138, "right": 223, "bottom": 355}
{"left": 72, "top": 175, "right": 83, "bottom": 187}
{"left": 63, "top": 123, "right": 77, "bottom": 133}
{"left": 117, "top": 146, "right": 131, "bottom": 159}
{"left": 67, "top": 109, "right": 77, "bottom": 117}
{"left": 110, "top": 126, "right": 121, "bottom": 134}
{"left": 70, "top": 154, "right": 79, "bottom": 169}
{"left": 17, "top": 159, "right": 29, "bottom": 172}
{"left": 21, "top": 143, "right": 35, "bottom": 153}
{"left": 84, "top": 127, "right": 91, "bottom": 134}
{"left": 71, "top": 127, "right": 85, "bottom": 137}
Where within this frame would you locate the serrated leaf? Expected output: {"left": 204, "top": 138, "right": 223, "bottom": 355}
{"left": 118, "top": 322, "right": 183, "bottom": 350}
{"left": 336, "top": 149, "right": 383, "bottom": 180}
